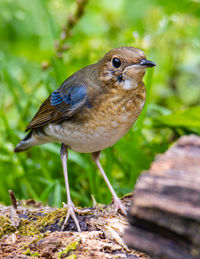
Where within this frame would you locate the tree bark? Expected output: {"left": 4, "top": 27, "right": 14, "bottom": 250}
{"left": 124, "top": 134, "right": 200, "bottom": 259}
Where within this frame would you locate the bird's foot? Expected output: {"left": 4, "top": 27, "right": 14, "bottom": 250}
{"left": 61, "top": 201, "right": 81, "bottom": 232}
{"left": 61, "top": 201, "right": 92, "bottom": 232}
{"left": 113, "top": 197, "right": 127, "bottom": 216}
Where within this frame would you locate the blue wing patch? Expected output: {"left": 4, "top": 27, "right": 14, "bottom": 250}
{"left": 50, "top": 85, "right": 90, "bottom": 110}
{"left": 50, "top": 91, "right": 63, "bottom": 106}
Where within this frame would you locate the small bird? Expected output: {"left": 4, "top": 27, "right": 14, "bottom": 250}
{"left": 14, "top": 47, "right": 155, "bottom": 231}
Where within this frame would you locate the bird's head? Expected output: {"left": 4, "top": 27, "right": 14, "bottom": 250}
{"left": 98, "top": 47, "right": 155, "bottom": 90}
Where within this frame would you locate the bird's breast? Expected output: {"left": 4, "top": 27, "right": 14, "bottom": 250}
{"left": 44, "top": 84, "right": 146, "bottom": 153}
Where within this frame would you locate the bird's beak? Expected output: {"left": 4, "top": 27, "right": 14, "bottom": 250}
{"left": 139, "top": 59, "right": 156, "bottom": 68}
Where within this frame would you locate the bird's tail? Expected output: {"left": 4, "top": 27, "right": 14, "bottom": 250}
{"left": 14, "top": 129, "right": 49, "bottom": 152}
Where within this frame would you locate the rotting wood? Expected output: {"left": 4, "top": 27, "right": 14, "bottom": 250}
{"left": 0, "top": 194, "right": 148, "bottom": 258}
{"left": 124, "top": 134, "right": 200, "bottom": 259}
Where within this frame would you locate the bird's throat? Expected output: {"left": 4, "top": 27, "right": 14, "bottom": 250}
{"left": 122, "top": 78, "right": 138, "bottom": 90}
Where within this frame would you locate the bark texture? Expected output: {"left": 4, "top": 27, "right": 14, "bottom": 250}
{"left": 124, "top": 134, "right": 200, "bottom": 259}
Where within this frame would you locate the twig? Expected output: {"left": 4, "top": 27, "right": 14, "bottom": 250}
{"left": 9, "top": 189, "right": 18, "bottom": 210}
{"left": 55, "top": 0, "right": 89, "bottom": 58}
{"left": 9, "top": 189, "right": 20, "bottom": 228}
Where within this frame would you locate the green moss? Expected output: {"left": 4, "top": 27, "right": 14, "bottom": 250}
{"left": 0, "top": 216, "right": 16, "bottom": 238}
{"left": 21, "top": 233, "right": 49, "bottom": 251}
{"left": 18, "top": 218, "right": 40, "bottom": 236}
{"left": 18, "top": 208, "right": 67, "bottom": 236}
{"left": 66, "top": 254, "right": 76, "bottom": 259}
{"left": 0, "top": 208, "right": 68, "bottom": 238}
{"left": 58, "top": 240, "right": 80, "bottom": 259}
{"left": 22, "top": 248, "right": 39, "bottom": 257}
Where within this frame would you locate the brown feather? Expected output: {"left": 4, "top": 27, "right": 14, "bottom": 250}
{"left": 25, "top": 91, "right": 88, "bottom": 132}
{"left": 25, "top": 97, "right": 62, "bottom": 131}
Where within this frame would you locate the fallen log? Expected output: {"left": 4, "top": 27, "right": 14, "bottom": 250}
{"left": 124, "top": 134, "right": 200, "bottom": 259}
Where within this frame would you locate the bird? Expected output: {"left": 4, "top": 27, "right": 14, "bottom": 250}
{"left": 14, "top": 46, "right": 155, "bottom": 232}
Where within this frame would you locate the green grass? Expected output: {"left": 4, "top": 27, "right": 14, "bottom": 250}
{"left": 0, "top": 0, "right": 200, "bottom": 207}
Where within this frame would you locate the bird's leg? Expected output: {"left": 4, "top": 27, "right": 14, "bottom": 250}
{"left": 60, "top": 143, "right": 81, "bottom": 232}
{"left": 92, "top": 151, "right": 127, "bottom": 215}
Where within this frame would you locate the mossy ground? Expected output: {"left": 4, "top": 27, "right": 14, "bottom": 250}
{"left": 0, "top": 207, "right": 69, "bottom": 238}
{"left": 0, "top": 195, "right": 148, "bottom": 258}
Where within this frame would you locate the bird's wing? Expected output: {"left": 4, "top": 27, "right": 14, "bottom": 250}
{"left": 25, "top": 85, "right": 89, "bottom": 131}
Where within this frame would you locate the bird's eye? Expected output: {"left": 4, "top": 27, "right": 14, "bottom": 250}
{"left": 112, "top": 57, "right": 121, "bottom": 68}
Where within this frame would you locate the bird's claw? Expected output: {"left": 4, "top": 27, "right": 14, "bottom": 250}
{"left": 62, "top": 201, "right": 81, "bottom": 232}
{"left": 113, "top": 197, "right": 127, "bottom": 216}
{"left": 61, "top": 202, "right": 92, "bottom": 232}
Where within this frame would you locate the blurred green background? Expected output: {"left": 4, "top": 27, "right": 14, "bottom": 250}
{"left": 0, "top": 0, "right": 200, "bottom": 207}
